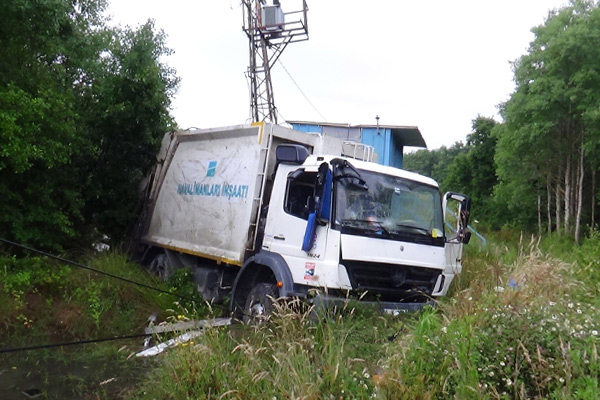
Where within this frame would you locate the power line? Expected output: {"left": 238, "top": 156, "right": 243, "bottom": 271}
{"left": 0, "top": 238, "right": 201, "bottom": 304}
{"left": 278, "top": 59, "right": 328, "bottom": 122}
{"left": 0, "top": 333, "right": 152, "bottom": 354}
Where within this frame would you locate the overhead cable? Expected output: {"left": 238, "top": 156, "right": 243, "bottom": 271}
{"left": 0, "top": 333, "right": 152, "bottom": 354}
{"left": 278, "top": 59, "right": 327, "bottom": 121}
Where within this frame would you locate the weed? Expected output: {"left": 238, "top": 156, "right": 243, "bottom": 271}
{"left": 380, "top": 236, "right": 600, "bottom": 399}
{"left": 135, "top": 300, "right": 396, "bottom": 399}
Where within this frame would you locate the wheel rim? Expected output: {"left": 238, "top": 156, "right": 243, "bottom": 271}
{"left": 150, "top": 255, "right": 171, "bottom": 281}
{"left": 250, "top": 301, "right": 265, "bottom": 316}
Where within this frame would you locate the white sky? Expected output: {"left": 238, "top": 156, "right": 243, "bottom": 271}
{"left": 106, "top": 0, "right": 568, "bottom": 150}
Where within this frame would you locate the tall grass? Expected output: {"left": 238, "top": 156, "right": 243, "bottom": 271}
{"left": 134, "top": 300, "right": 407, "bottom": 399}
{"left": 134, "top": 233, "right": 600, "bottom": 399}
{"left": 380, "top": 236, "right": 600, "bottom": 399}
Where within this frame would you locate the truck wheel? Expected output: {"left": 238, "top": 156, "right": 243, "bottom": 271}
{"left": 149, "top": 254, "right": 173, "bottom": 281}
{"left": 243, "top": 283, "right": 279, "bottom": 324}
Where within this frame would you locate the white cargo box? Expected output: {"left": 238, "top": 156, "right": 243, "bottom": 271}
{"left": 142, "top": 123, "right": 325, "bottom": 265}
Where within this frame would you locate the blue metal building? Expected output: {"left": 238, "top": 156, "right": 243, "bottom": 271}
{"left": 288, "top": 121, "right": 426, "bottom": 169}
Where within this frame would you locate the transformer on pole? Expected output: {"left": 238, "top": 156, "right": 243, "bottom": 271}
{"left": 242, "top": 0, "right": 309, "bottom": 124}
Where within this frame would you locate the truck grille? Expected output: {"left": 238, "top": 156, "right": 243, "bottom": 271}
{"left": 341, "top": 260, "right": 441, "bottom": 301}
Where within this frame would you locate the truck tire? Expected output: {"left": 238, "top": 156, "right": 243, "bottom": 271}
{"left": 149, "top": 253, "right": 173, "bottom": 281}
{"left": 243, "top": 283, "right": 279, "bottom": 324}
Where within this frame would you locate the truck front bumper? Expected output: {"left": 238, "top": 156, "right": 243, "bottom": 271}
{"left": 310, "top": 293, "right": 436, "bottom": 314}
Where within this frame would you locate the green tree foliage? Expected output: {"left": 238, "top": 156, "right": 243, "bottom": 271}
{"left": 79, "top": 22, "right": 179, "bottom": 241}
{"left": 0, "top": 0, "right": 178, "bottom": 250}
{"left": 496, "top": 0, "right": 600, "bottom": 240}
{"left": 403, "top": 141, "right": 467, "bottom": 188}
{"left": 444, "top": 116, "right": 500, "bottom": 226}
{"left": 404, "top": 117, "right": 500, "bottom": 228}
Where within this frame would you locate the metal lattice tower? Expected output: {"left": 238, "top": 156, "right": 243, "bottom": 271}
{"left": 242, "top": 0, "right": 308, "bottom": 124}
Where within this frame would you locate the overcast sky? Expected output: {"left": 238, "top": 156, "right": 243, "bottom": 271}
{"left": 106, "top": 0, "right": 568, "bottom": 150}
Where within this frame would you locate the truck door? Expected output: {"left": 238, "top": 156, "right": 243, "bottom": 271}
{"left": 263, "top": 165, "right": 330, "bottom": 285}
{"left": 443, "top": 192, "right": 471, "bottom": 275}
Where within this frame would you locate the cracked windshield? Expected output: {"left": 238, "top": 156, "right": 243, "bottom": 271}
{"left": 335, "top": 169, "right": 444, "bottom": 243}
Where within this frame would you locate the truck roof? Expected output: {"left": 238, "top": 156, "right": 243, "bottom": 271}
{"left": 302, "top": 155, "right": 440, "bottom": 188}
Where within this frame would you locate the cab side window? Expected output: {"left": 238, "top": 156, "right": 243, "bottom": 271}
{"left": 284, "top": 171, "right": 316, "bottom": 220}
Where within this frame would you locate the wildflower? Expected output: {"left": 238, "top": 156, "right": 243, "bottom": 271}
{"left": 489, "top": 371, "right": 494, "bottom": 377}
{"left": 568, "top": 303, "right": 574, "bottom": 308}
{"left": 500, "top": 361, "right": 505, "bottom": 367}
{"left": 559, "top": 377, "right": 565, "bottom": 383}
{"left": 468, "top": 296, "right": 473, "bottom": 301}
{"left": 591, "top": 330, "right": 598, "bottom": 336}
{"left": 441, "top": 326, "right": 448, "bottom": 334}
{"left": 577, "top": 309, "right": 583, "bottom": 314}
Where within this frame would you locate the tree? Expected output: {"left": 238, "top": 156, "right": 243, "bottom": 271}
{"left": 496, "top": 0, "right": 600, "bottom": 241}
{"left": 403, "top": 141, "right": 467, "bottom": 188}
{"left": 0, "top": 0, "right": 178, "bottom": 250}
{"left": 78, "top": 22, "right": 179, "bottom": 243}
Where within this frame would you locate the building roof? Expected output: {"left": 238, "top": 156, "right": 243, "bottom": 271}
{"left": 287, "top": 120, "right": 427, "bottom": 148}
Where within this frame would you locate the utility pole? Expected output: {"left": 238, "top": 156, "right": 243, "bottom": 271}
{"left": 242, "top": 0, "right": 309, "bottom": 124}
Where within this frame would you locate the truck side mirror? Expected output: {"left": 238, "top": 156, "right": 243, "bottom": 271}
{"left": 443, "top": 192, "right": 472, "bottom": 244}
{"left": 463, "top": 231, "right": 471, "bottom": 245}
{"left": 458, "top": 196, "right": 471, "bottom": 229}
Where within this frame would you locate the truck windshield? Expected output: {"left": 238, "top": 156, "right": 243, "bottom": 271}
{"left": 334, "top": 169, "right": 444, "bottom": 246}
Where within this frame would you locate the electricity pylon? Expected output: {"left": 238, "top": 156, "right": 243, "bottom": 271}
{"left": 242, "top": 0, "right": 309, "bottom": 124}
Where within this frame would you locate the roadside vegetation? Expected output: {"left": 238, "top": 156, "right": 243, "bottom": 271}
{"left": 0, "top": 250, "right": 205, "bottom": 399}
{"left": 2, "top": 234, "right": 599, "bottom": 399}
{"left": 125, "top": 231, "right": 599, "bottom": 399}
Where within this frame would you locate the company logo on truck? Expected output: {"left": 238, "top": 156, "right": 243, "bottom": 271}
{"left": 175, "top": 160, "right": 250, "bottom": 200}
{"left": 177, "top": 183, "right": 249, "bottom": 199}
{"left": 207, "top": 161, "right": 217, "bottom": 177}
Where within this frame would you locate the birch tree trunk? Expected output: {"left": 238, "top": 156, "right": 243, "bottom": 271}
{"left": 538, "top": 192, "right": 542, "bottom": 236}
{"left": 592, "top": 169, "right": 596, "bottom": 229}
{"left": 547, "top": 174, "right": 552, "bottom": 234}
{"left": 575, "top": 140, "right": 584, "bottom": 243}
{"left": 556, "top": 177, "right": 562, "bottom": 236}
{"left": 564, "top": 154, "right": 571, "bottom": 235}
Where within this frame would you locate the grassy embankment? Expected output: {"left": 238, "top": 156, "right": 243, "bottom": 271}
{"left": 0, "top": 250, "right": 206, "bottom": 399}
{"left": 133, "top": 232, "right": 600, "bottom": 400}
{"left": 2, "top": 231, "right": 599, "bottom": 399}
